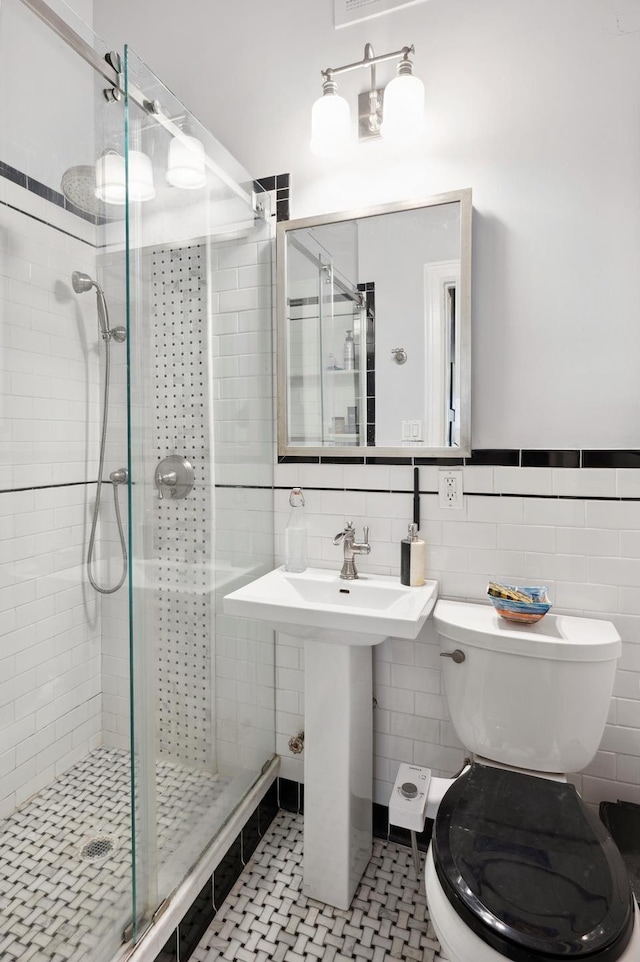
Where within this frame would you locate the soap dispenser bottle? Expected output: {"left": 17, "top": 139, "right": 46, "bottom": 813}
{"left": 284, "top": 487, "right": 307, "bottom": 572}
{"left": 400, "top": 523, "right": 426, "bottom": 587}
{"left": 343, "top": 329, "right": 355, "bottom": 371}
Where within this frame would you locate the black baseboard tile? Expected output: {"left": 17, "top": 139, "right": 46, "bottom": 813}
{"left": 152, "top": 777, "right": 278, "bottom": 962}
{"left": 156, "top": 930, "right": 178, "bottom": 961}
{"left": 258, "top": 779, "right": 279, "bottom": 837}
{"left": 242, "top": 808, "right": 262, "bottom": 864}
{"left": 278, "top": 776, "right": 304, "bottom": 814}
{"left": 178, "top": 878, "right": 215, "bottom": 961}
{"left": 213, "top": 833, "right": 243, "bottom": 909}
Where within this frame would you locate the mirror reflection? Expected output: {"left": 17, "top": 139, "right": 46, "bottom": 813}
{"left": 277, "top": 190, "right": 472, "bottom": 458}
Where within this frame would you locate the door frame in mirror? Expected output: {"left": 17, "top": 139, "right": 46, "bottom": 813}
{"left": 276, "top": 188, "right": 472, "bottom": 459}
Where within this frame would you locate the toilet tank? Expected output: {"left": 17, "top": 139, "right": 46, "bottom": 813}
{"left": 433, "top": 600, "right": 621, "bottom": 773}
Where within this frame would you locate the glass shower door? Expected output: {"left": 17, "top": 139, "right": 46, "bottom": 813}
{"left": 0, "top": 3, "right": 132, "bottom": 961}
{"left": 123, "top": 46, "right": 276, "bottom": 936}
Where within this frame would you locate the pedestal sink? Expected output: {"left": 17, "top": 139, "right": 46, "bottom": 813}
{"left": 224, "top": 567, "right": 438, "bottom": 909}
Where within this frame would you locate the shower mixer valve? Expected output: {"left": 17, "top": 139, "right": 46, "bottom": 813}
{"left": 155, "top": 455, "right": 195, "bottom": 500}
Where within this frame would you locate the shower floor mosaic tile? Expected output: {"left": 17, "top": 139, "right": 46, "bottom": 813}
{"left": 0, "top": 747, "right": 230, "bottom": 962}
{"left": 193, "top": 811, "right": 448, "bottom": 962}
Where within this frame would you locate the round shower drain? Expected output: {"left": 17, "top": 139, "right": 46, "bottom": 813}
{"left": 79, "top": 835, "right": 116, "bottom": 862}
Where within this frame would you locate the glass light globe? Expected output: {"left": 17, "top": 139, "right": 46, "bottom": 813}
{"left": 380, "top": 73, "right": 426, "bottom": 146}
{"left": 310, "top": 88, "right": 351, "bottom": 158}
{"left": 166, "top": 134, "right": 207, "bottom": 189}
{"left": 95, "top": 151, "right": 126, "bottom": 205}
{"left": 128, "top": 150, "right": 156, "bottom": 202}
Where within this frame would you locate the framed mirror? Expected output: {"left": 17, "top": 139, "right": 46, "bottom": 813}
{"left": 276, "top": 188, "right": 472, "bottom": 458}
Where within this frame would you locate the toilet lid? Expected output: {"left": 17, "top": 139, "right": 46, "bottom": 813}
{"left": 432, "top": 764, "right": 634, "bottom": 961}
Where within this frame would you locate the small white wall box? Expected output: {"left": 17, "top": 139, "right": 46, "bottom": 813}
{"left": 389, "top": 762, "right": 431, "bottom": 832}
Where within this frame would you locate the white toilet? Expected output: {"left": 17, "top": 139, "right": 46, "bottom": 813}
{"left": 425, "top": 599, "right": 640, "bottom": 962}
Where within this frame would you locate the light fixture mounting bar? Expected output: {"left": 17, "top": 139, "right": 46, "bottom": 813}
{"left": 321, "top": 44, "right": 414, "bottom": 80}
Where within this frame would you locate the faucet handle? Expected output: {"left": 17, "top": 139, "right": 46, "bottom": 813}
{"left": 363, "top": 525, "right": 369, "bottom": 544}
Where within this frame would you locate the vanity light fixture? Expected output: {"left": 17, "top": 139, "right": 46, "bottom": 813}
{"left": 166, "top": 131, "right": 207, "bottom": 189}
{"left": 95, "top": 150, "right": 126, "bottom": 205}
{"left": 95, "top": 148, "right": 156, "bottom": 204}
{"left": 310, "top": 43, "right": 425, "bottom": 157}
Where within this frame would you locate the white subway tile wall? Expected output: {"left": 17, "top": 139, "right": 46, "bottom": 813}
{"left": 273, "top": 462, "right": 640, "bottom": 806}
{"left": 0, "top": 180, "right": 103, "bottom": 817}
{"left": 211, "top": 224, "right": 276, "bottom": 773}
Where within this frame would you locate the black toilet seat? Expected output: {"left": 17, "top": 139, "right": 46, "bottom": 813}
{"left": 432, "top": 763, "right": 635, "bottom": 961}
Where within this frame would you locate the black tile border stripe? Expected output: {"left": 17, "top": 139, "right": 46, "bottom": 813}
{"left": 278, "top": 449, "right": 640, "bottom": 469}
{"left": 0, "top": 197, "right": 97, "bottom": 249}
{"left": 254, "top": 172, "right": 290, "bottom": 222}
{"left": 0, "top": 480, "right": 98, "bottom": 495}
{"left": 0, "top": 159, "right": 107, "bottom": 228}
{"left": 583, "top": 450, "right": 640, "bottom": 468}
{"left": 214, "top": 482, "right": 640, "bottom": 503}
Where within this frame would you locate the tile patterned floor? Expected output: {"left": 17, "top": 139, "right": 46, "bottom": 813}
{"left": 0, "top": 747, "right": 230, "bottom": 962}
{"left": 193, "top": 812, "right": 448, "bottom": 962}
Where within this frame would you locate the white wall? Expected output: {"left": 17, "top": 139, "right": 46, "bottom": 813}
{"left": 0, "top": 0, "right": 99, "bottom": 194}
{"left": 95, "top": 0, "right": 640, "bottom": 450}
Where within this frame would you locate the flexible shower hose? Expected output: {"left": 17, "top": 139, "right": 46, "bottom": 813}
{"left": 87, "top": 335, "right": 128, "bottom": 594}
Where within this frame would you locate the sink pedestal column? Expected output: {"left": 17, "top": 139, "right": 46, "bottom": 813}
{"left": 303, "top": 635, "right": 374, "bottom": 910}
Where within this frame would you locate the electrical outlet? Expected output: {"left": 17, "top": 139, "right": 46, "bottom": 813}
{"left": 438, "top": 468, "right": 463, "bottom": 509}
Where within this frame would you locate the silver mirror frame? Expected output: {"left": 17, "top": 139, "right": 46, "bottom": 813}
{"left": 276, "top": 188, "right": 472, "bottom": 459}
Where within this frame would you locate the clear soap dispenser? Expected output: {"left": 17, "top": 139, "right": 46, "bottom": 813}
{"left": 284, "top": 487, "right": 307, "bottom": 572}
{"left": 343, "top": 330, "right": 355, "bottom": 371}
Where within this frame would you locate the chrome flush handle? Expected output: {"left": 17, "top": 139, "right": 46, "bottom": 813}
{"left": 440, "top": 649, "right": 466, "bottom": 664}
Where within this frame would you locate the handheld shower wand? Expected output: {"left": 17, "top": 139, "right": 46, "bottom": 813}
{"left": 72, "top": 270, "right": 128, "bottom": 594}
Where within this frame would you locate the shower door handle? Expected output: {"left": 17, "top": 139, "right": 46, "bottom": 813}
{"left": 155, "top": 456, "right": 194, "bottom": 500}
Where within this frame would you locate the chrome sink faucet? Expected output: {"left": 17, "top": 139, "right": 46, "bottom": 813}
{"left": 333, "top": 521, "right": 371, "bottom": 580}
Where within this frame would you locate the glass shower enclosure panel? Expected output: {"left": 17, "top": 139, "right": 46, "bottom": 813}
{"left": 123, "top": 47, "right": 276, "bottom": 934}
{"left": 0, "top": 2, "right": 130, "bottom": 961}
{"left": 286, "top": 229, "right": 365, "bottom": 447}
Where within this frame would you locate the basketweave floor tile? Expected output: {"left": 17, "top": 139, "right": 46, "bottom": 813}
{"left": 193, "top": 812, "right": 449, "bottom": 962}
{"left": 0, "top": 747, "right": 231, "bottom": 962}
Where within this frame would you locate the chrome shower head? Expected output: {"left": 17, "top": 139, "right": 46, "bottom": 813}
{"left": 72, "top": 270, "right": 96, "bottom": 294}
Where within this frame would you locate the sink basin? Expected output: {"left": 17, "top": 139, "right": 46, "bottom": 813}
{"left": 223, "top": 566, "right": 438, "bottom": 644}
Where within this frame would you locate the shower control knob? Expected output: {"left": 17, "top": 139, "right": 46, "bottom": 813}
{"left": 155, "top": 456, "right": 194, "bottom": 501}
{"left": 400, "top": 782, "right": 419, "bottom": 799}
